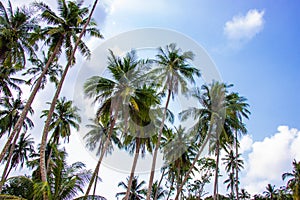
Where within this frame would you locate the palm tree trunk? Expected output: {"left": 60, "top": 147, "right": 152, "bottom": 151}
{"left": 39, "top": 0, "right": 99, "bottom": 192}
{"left": 0, "top": 131, "right": 20, "bottom": 192}
{"left": 213, "top": 140, "right": 220, "bottom": 200}
{"left": 146, "top": 89, "right": 172, "bottom": 200}
{"left": 174, "top": 126, "right": 213, "bottom": 200}
{"left": 154, "top": 168, "right": 165, "bottom": 200}
{"left": 125, "top": 138, "right": 141, "bottom": 200}
{"left": 0, "top": 40, "right": 62, "bottom": 163}
{"left": 235, "top": 130, "right": 239, "bottom": 200}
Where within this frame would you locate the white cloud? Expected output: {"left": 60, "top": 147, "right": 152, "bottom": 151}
{"left": 241, "top": 126, "right": 300, "bottom": 195}
{"left": 224, "top": 9, "right": 265, "bottom": 42}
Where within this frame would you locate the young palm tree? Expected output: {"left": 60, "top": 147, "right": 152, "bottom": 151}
{"left": 83, "top": 50, "right": 145, "bottom": 196}
{"left": 149, "top": 180, "right": 167, "bottom": 200}
{"left": 116, "top": 176, "right": 146, "bottom": 200}
{"left": 0, "top": 0, "right": 38, "bottom": 68}
{"left": 282, "top": 160, "right": 300, "bottom": 200}
{"left": 146, "top": 43, "right": 200, "bottom": 199}
{"left": 36, "top": 0, "right": 102, "bottom": 190}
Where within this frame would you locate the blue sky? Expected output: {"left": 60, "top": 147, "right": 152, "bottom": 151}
{"left": 8, "top": 0, "right": 300, "bottom": 198}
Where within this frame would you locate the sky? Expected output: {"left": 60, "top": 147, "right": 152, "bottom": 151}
{"left": 5, "top": 0, "right": 300, "bottom": 199}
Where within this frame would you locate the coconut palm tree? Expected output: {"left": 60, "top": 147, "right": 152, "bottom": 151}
{"left": 122, "top": 85, "right": 160, "bottom": 200}
{"left": 116, "top": 176, "right": 146, "bottom": 200}
{"left": 149, "top": 180, "right": 167, "bottom": 200}
{"left": 226, "top": 92, "right": 250, "bottom": 200}
{"left": 282, "top": 160, "right": 300, "bottom": 200}
{"left": 175, "top": 82, "right": 228, "bottom": 200}
{"left": 146, "top": 43, "right": 200, "bottom": 199}
{"left": 83, "top": 49, "right": 146, "bottom": 196}
{"left": 1, "top": 175, "right": 34, "bottom": 199}
{"left": 0, "top": 0, "right": 38, "bottom": 68}
{"left": 35, "top": 0, "right": 102, "bottom": 190}
{"left": 222, "top": 150, "right": 244, "bottom": 198}
{"left": 263, "top": 184, "right": 278, "bottom": 199}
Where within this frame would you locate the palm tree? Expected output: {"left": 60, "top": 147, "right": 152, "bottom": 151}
{"left": 226, "top": 92, "right": 250, "bottom": 200}
{"left": 282, "top": 160, "right": 300, "bottom": 200}
{"left": 84, "top": 117, "right": 121, "bottom": 196}
{"left": 23, "top": 51, "right": 63, "bottom": 90}
{"left": 0, "top": 0, "right": 38, "bottom": 68}
{"left": 149, "top": 180, "right": 167, "bottom": 200}
{"left": 1, "top": 176, "right": 34, "bottom": 199}
{"left": 116, "top": 176, "right": 146, "bottom": 200}
{"left": 146, "top": 43, "right": 200, "bottom": 200}
{"left": 0, "top": 96, "right": 34, "bottom": 138}
{"left": 0, "top": 66, "right": 24, "bottom": 98}
{"left": 0, "top": 133, "right": 34, "bottom": 192}
{"left": 222, "top": 150, "right": 244, "bottom": 198}
{"left": 175, "top": 82, "right": 228, "bottom": 200}
{"left": 83, "top": 49, "right": 145, "bottom": 196}
{"left": 263, "top": 184, "right": 278, "bottom": 199}
{"left": 239, "top": 189, "right": 250, "bottom": 200}
{"left": 223, "top": 172, "right": 236, "bottom": 198}
{"left": 41, "top": 97, "right": 81, "bottom": 171}
{"left": 35, "top": 0, "right": 102, "bottom": 190}
{"left": 122, "top": 85, "right": 160, "bottom": 200}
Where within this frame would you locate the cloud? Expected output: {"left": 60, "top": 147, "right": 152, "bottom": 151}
{"left": 224, "top": 9, "right": 265, "bottom": 42}
{"left": 240, "top": 126, "right": 300, "bottom": 195}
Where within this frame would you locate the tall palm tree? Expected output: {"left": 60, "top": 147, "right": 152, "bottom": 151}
{"left": 263, "top": 184, "right": 278, "bottom": 199}
{"left": 146, "top": 43, "right": 200, "bottom": 199}
{"left": 116, "top": 176, "right": 146, "bottom": 200}
{"left": 35, "top": 0, "right": 102, "bottom": 190}
{"left": 123, "top": 85, "right": 160, "bottom": 200}
{"left": 222, "top": 150, "right": 244, "bottom": 199}
{"left": 282, "top": 160, "right": 300, "bottom": 200}
{"left": 226, "top": 92, "right": 250, "bottom": 200}
{"left": 83, "top": 49, "right": 145, "bottom": 196}
{"left": 0, "top": 0, "right": 38, "bottom": 68}
{"left": 176, "top": 82, "right": 228, "bottom": 200}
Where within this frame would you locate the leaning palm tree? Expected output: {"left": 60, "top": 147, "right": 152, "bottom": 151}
{"left": 146, "top": 43, "right": 200, "bottom": 199}
{"left": 35, "top": 0, "right": 102, "bottom": 191}
{"left": 0, "top": 0, "right": 38, "bottom": 68}
{"left": 83, "top": 49, "right": 145, "bottom": 197}
{"left": 282, "top": 160, "right": 300, "bottom": 200}
{"left": 116, "top": 176, "right": 146, "bottom": 200}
